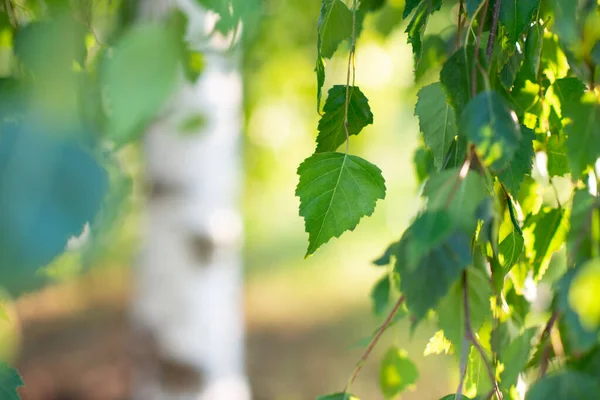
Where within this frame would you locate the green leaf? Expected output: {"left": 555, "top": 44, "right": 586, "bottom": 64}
{"left": 553, "top": 77, "right": 586, "bottom": 118}
{"left": 549, "top": 0, "right": 578, "bottom": 46}
{"left": 524, "top": 207, "right": 568, "bottom": 280}
{"left": 500, "top": 48, "right": 525, "bottom": 90}
{"left": 0, "top": 363, "right": 23, "bottom": 400}
{"left": 316, "top": 86, "right": 374, "bottom": 152}
{"left": 414, "top": 146, "right": 435, "bottom": 184}
{"left": 296, "top": 152, "right": 386, "bottom": 257}
{"left": 103, "top": 22, "right": 179, "bottom": 145}
{"left": 394, "top": 215, "right": 472, "bottom": 327}
{"left": 423, "top": 330, "right": 452, "bottom": 356}
{"left": 316, "top": 55, "right": 326, "bottom": 110}
{"left": 523, "top": 22, "right": 544, "bottom": 79}
{"left": 423, "top": 168, "right": 490, "bottom": 233}
{"left": 498, "top": 328, "right": 536, "bottom": 390}
{"left": 415, "top": 83, "right": 457, "bottom": 169}
{"left": 564, "top": 92, "right": 600, "bottom": 180}
{"left": 437, "top": 268, "right": 492, "bottom": 356}
{"left": 317, "top": 0, "right": 353, "bottom": 59}
{"left": 568, "top": 259, "right": 600, "bottom": 331}
{"left": 461, "top": 91, "right": 522, "bottom": 173}
{"left": 547, "top": 135, "right": 570, "bottom": 177}
{"left": 379, "top": 346, "right": 419, "bottom": 399}
{"left": 405, "top": 211, "right": 455, "bottom": 271}
{"left": 499, "top": 0, "right": 540, "bottom": 43}
{"left": 567, "top": 189, "right": 598, "bottom": 265}
{"left": 526, "top": 371, "right": 600, "bottom": 400}
{"left": 557, "top": 269, "right": 600, "bottom": 353}
{"left": 498, "top": 231, "right": 524, "bottom": 272}
{"left": 317, "top": 393, "right": 360, "bottom": 400}
{"left": 439, "top": 395, "right": 474, "bottom": 400}
{"left": 415, "top": 35, "right": 447, "bottom": 81}
{"left": 371, "top": 274, "right": 391, "bottom": 316}
{"left": 498, "top": 126, "right": 535, "bottom": 196}
{"left": 440, "top": 46, "right": 488, "bottom": 117}
{"left": 405, "top": 0, "right": 442, "bottom": 67}
{"left": 403, "top": 0, "right": 423, "bottom": 18}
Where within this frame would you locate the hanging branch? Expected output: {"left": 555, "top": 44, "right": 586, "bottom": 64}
{"left": 457, "top": 0, "right": 465, "bottom": 50}
{"left": 486, "top": 0, "right": 502, "bottom": 61}
{"left": 344, "top": 295, "right": 406, "bottom": 393}
{"left": 343, "top": 0, "right": 359, "bottom": 154}
{"left": 461, "top": 271, "right": 503, "bottom": 399}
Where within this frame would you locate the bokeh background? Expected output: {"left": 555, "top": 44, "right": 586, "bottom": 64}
{"left": 0, "top": 0, "right": 468, "bottom": 398}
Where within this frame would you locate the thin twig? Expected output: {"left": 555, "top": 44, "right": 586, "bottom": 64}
{"left": 343, "top": 0, "right": 359, "bottom": 155}
{"left": 344, "top": 295, "right": 406, "bottom": 393}
{"left": 486, "top": 0, "right": 501, "bottom": 62}
{"left": 471, "top": 0, "right": 490, "bottom": 97}
{"left": 462, "top": 272, "right": 502, "bottom": 399}
{"left": 539, "top": 311, "right": 560, "bottom": 377}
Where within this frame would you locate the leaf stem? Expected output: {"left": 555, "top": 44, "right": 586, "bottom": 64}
{"left": 344, "top": 295, "right": 406, "bottom": 393}
{"left": 539, "top": 311, "right": 560, "bottom": 377}
{"left": 455, "top": 335, "right": 469, "bottom": 400}
{"left": 461, "top": 271, "right": 503, "bottom": 399}
{"left": 344, "top": 0, "right": 359, "bottom": 155}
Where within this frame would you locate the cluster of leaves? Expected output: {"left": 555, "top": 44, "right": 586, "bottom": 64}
{"left": 299, "top": 0, "right": 600, "bottom": 399}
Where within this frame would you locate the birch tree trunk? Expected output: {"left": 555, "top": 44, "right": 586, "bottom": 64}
{"left": 131, "top": 1, "right": 249, "bottom": 399}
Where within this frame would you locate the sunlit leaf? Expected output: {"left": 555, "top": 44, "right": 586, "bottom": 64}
{"left": 499, "top": 0, "right": 540, "bottom": 43}
{"left": 379, "top": 346, "right": 418, "bottom": 399}
{"left": 317, "top": 0, "right": 353, "bottom": 59}
{"left": 415, "top": 82, "right": 457, "bottom": 170}
{"left": 296, "top": 153, "right": 386, "bottom": 257}
{"left": 316, "top": 86, "right": 373, "bottom": 152}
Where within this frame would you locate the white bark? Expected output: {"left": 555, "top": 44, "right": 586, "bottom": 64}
{"left": 131, "top": 1, "right": 249, "bottom": 399}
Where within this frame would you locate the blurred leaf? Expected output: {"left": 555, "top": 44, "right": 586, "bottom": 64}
{"left": 499, "top": 0, "right": 540, "bottom": 43}
{"left": 0, "top": 363, "right": 22, "bottom": 400}
{"left": 440, "top": 46, "right": 488, "bottom": 117}
{"left": 498, "top": 125, "right": 535, "bottom": 196}
{"left": 0, "top": 122, "right": 108, "bottom": 295}
{"left": 296, "top": 153, "right": 386, "bottom": 257}
{"left": 413, "top": 146, "right": 434, "bottom": 184}
{"left": 564, "top": 92, "right": 600, "bottom": 180}
{"left": 461, "top": 91, "right": 522, "bottom": 173}
{"left": 568, "top": 190, "right": 598, "bottom": 265}
{"left": 423, "top": 168, "right": 490, "bottom": 233}
{"left": 405, "top": 0, "right": 442, "bottom": 68}
{"left": 499, "top": 47, "right": 525, "bottom": 90}
{"left": 423, "top": 330, "right": 452, "bottom": 356}
{"left": 526, "top": 371, "right": 600, "bottom": 400}
{"left": 102, "top": 22, "right": 179, "bottom": 145}
{"left": 379, "top": 346, "right": 418, "bottom": 399}
{"left": 437, "top": 268, "right": 492, "bottom": 356}
{"left": 393, "top": 213, "right": 472, "bottom": 328}
{"left": 569, "top": 259, "right": 600, "bottom": 331}
{"left": 371, "top": 274, "right": 391, "bottom": 316}
{"left": 547, "top": 134, "right": 569, "bottom": 177}
{"left": 466, "top": 0, "right": 484, "bottom": 17}
{"left": 316, "top": 55, "right": 326, "bottom": 110}
{"left": 524, "top": 207, "right": 568, "bottom": 280}
{"left": 415, "top": 35, "right": 447, "bottom": 81}
{"left": 498, "top": 327, "right": 535, "bottom": 390}
{"left": 316, "top": 86, "right": 373, "bottom": 152}
{"left": 415, "top": 82, "right": 457, "bottom": 170}
{"left": 317, "top": 0, "right": 353, "bottom": 59}
{"left": 557, "top": 269, "right": 599, "bottom": 353}
{"left": 317, "top": 393, "right": 360, "bottom": 400}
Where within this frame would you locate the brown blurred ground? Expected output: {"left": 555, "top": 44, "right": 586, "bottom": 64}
{"left": 12, "top": 267, "right": 453, "bottom": 400}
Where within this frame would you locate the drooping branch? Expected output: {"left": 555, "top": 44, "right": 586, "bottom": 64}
{"left": 486, "top": 0, "right": 501, "bottom": 61}
{"left": 461, "top": 271, "right": 503, "bottom": 399}
{"left": 343, "top": 0, "right": 359, "bottom": 154}
{"left": 344, "top": 295, "right": 406, "bottom": 393}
